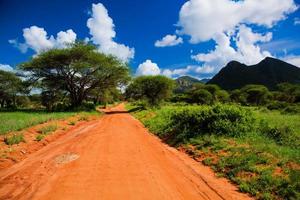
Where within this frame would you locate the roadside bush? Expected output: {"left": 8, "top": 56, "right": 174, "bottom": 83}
{"left": 155, "top": 105, "right": 255, "bottom": 145}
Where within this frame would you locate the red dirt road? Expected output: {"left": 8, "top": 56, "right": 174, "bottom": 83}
{"left": 0, "top": 104, "right": 252, "bottom": 200}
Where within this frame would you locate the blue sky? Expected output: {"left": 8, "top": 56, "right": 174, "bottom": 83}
{"left": 0, "top": 0, "right": 300, "bottom": 79}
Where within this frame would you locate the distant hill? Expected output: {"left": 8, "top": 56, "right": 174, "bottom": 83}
{"left": 208, "top": 57, "right": 300, "bottom": 90}
{"left": 175, "top": 76, "right": 207, "bottom": 93}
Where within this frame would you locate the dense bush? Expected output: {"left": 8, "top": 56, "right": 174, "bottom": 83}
{"left": 142, "top": 104, "right": 254, "bottom": 145}
{"left": 188, "top": 89, "right": 213, "bottom": 104}
{"left": 185, "top": 84, "right": 230, "bottom": 105}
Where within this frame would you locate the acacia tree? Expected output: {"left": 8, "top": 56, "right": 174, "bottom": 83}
{"left": 126, "top": 75, "right": 175, "bottom": 106}
{"left": 241, "top": 85, "right": 271, "bottom": 105}
{"left": 20, "top": 42, "right": 130, "bottom": 108}
{"left": 0, "top": 70, "right": 23, "bottom": 108}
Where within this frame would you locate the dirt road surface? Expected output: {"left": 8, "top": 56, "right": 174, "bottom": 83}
{"left": 0, "top": 104, "right": 252, "bottom": 200}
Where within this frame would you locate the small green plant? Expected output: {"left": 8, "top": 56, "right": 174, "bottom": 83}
{"left": 4, "top": 133, "right": 25, "bottom": 145}
{"left": 37, "top": 124, "right": 58, "bottom": 134}
{"left": 68, "top": 121, "right": 76, "bottom": 126}
{"left": 202, "top": 158, "right": 213, "bottom": 166}
{"left": 36, "top": 134, "right": 45, "bottom": 141}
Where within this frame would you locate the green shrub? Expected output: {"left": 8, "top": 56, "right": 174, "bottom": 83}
{"left": 36, "top": 134, "right": 45, "bottom": 141}
{"left": 168, "top": 105, "right": 254, "bottom": 144}
{"left": 141, "top": 104, "right": 254, "bottom": 145}
{"left": 4, "top": 133, "right": 25, "bottom": 145}
{"left": 188, "top": 89, "right": 213, "bottom": 104}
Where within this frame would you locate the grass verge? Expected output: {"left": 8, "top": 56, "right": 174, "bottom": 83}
{"left": 0, "top": 110, "right": 101, "bottom": 135}
{"left": 0, "top": 111, "right": 76, "bottom": 135}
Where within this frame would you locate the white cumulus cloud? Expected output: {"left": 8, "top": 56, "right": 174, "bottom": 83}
{"left": 136, "top": 60, "right": 161, "bottom": 76}
{"left": 0, "top": 64, "right": 14, "bottom": 72}
{"left": 87, "top": 3, "right": 134, "bottom": 62}
{"left": 10, "top": 26, "right": 77, "bottom": 54}
{"left": 155, "top": 35, "right": 183, "bottom": 47}
{"left": 135, "top": 60, "right": 214, "bottom": 78}
{"left": 55, "top": 30, "right": 77, "bottom": 48}
{"left": 192, "top": 26, "right": 272, "bottom": 71}
{"left": 177, "top": 0, "right": 297, "bottom": 43}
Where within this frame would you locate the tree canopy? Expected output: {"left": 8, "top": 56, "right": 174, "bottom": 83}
{"left": 20, "top": 42, "right": 130, "bottom": 109}
{"left": 126, "top": 75, "right": 175, "bottom": 106}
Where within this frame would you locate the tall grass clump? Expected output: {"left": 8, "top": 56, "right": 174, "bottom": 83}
{"left": 37, "top": 124, "right": 58, "bottom": 134}
{"left": 4, "top": 133, "right": 25, "bottom": 145}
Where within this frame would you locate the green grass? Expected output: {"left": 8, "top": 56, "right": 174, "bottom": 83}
{"left": 4, "top": 133, "right": 25, "bottom": 145}
{"left": 0, "top": 110, "right": 101, "bottom": 135}
{"left": 0, "top": 111, "right": 76, "bottom": 135}
{"left": 253, "top": 108, "right": 300, "bottom": 135}
{"left": 126, "top": 103, "right": 300, "bottom": 200}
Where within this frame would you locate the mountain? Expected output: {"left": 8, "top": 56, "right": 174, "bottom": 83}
{"left": 175, "top": 76, "right": 204, "bottom": 93}
{"left": 208, "top": 57, "right": 300, "bottom": 90}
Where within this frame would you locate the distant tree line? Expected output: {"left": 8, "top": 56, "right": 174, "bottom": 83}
{"left": 169, "top": 82, "right": 300, "bottom": 113}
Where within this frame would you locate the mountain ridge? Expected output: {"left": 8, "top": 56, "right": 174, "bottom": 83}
{"left": 208, "top": 57, "right": 300, "bottom": 90}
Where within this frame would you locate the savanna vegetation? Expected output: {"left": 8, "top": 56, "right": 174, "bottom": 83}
{"left": 125, "top": 80, "right": 300, "bottom": 200}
